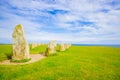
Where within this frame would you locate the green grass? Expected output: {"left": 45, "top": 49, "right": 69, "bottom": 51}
{"left": 0, "top": 44, "right": 47, "bottom": 61}
{"left": 11, "top": 58, "right": 31, "bottom": 63}
{"left": 0, "top": 44, "right": 12, "bottom": 61}
{"left": 30, "top": 44, "right": 47, "bottom": 54}
{"left": 0, "top": 44, "right": 120, "bottom": 80}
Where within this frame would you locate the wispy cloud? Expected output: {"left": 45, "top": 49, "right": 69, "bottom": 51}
{"left": 0, "top": 0, "right": 120, "bottom": 44}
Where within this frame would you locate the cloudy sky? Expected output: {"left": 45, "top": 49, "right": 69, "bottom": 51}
{"left": 0, "top": 0, "right": 120, "bottom": 44}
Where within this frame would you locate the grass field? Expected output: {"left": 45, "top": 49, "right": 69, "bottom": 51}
{"left": 0, "top": 44, "right": 120, "bottom": 80}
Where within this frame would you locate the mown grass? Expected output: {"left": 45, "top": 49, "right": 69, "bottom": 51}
{"left": 0, "top": 44, "right": 120, "bottom": 80}
{"left": 30, "top": 44, "right": 47, "bottom": 54}
{"left": 0, "top": 44, "right": 47, "bottom": 61}
{"left": 0, "top": 44, "right": 12, "bottom": 61}
{"left": 11, "top": 58, "right": 31, "bottom": 63}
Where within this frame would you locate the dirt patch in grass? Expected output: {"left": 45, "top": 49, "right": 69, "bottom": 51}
{"left": 0, "top": 54, "right": 46, "bottom": 65}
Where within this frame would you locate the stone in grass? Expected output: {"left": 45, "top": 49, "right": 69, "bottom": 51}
{"left": 31, "top": 43, "right": 41, "bottom": 49}
{"left": 45, "top": 47, "right": 50, "bottom": 56}
{"left": 31, "top": 43, "right": 35, "bottom": 49}
{"left": 45, "top": 41, "right": 56, "bottom": 56}
{"left": 59, "top": 44, "right": 66, "bottom": 51}
{"left": 12, "top": 24, "right": 30, "bottom": 61}
{"left": 64, "top": 44, "right": 71, "bottom": 49}
{"left": 51, "top": 40, "right": 57, "bottom": 53}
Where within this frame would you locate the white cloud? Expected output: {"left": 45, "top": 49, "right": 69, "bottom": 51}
{"left": 0, "top": 0, "right": 120, "bottom": 44}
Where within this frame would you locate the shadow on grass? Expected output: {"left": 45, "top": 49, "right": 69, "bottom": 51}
{"left": 56, "top": 50, "right": 60, "bottom": 52}
{"left": 49, "top": 53, "right": 58, "bottom": 56}
{"left": 5, "top": 52, "right": 12, "bottom": 60}
{"left": 10, "top": 58, "right": 31, "bottom": 63}
{"left": 39, "top": 52, "right": 45, "bottom": 54}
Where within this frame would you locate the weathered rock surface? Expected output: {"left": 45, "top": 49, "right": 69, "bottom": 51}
{"left": 51, "top": 40, "right": 56, "bottom": 53}
{"left": 12, "top": 24, "right": 30, "bottom": 60}
{"left": 45, "top": 40, "right": 56, "bottom": 56}
{"left": 59, "top": 44, "right": 65, "bottom": 51}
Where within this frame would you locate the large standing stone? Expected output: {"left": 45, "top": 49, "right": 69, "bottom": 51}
{"left": 12, "top": 24, "right": 30, "bottom": 60}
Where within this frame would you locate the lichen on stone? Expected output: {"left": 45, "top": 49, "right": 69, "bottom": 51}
{"left": 12, "top": 24, "right": 30, "bottom": 60}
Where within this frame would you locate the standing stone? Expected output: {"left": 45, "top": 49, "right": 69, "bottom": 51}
{"left": 45, "top": 41, "right": 56, "bottom": 56}
{"left": 45, "top": 47, "right": 50, "bottom": 56}
{"left": 51, "top": 40, "right": 56, "bottom": 53}
{"left": 31, "top": 43, "right": 41, "bottom": 49}
{"left": 31, "top": 43, "right": 36, "bottom": 49}
{"left": 31, "top": 43, "right": 34, "bottom": 49}
{"left": 64, "top": 44, "right": 68, "bottom": 49}
{"left": 59, "top": 44, "right": 65, "bottom": 51}
{"left": 45, "top": 43, "right": 53, "bottom": 56}
{"left": 65, "top": 44, "right": 71, "bottom": 49}
{"left": 12, "top": 24, "right": 30, "bottom": 60}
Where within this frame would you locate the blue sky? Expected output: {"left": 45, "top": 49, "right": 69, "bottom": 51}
{"left": 0, "top": 0, "right": 120, "bottom": 44}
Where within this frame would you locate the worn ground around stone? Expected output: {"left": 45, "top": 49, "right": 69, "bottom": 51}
{"left": 0, "top": 54, "right": 46, "bottom": 65}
